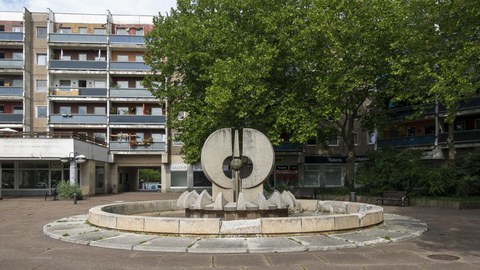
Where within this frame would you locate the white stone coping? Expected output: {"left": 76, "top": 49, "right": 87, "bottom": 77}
{"left": 87, "top": 200, "right": 384, "bottom": 236}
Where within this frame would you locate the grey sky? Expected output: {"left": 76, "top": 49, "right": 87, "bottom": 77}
{"left": 1, "top": 0, "right": 176, "bottom": 15}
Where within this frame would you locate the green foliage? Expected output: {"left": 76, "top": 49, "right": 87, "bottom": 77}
{"left": 356, "top": 147, "right": 480, "bottom": 197}
{"left": 56, "top": 181, "right": 83, "bottom": 200}
{"left": 139, "top": 169, "right": 161, "bottom": 182}
{"left": 356, "top": 147, "right": 425, "bottom": 194}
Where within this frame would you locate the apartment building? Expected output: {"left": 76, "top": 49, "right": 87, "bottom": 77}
{"left": 378, "top": 96, "right": 480, "bottom": 158}
{"left": 0, "top": 8, "right": 387, "bottom": 198}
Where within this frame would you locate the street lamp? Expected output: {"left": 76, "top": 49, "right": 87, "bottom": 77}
{"left": 60, "top": 152, "right": 86, "bottom": 204}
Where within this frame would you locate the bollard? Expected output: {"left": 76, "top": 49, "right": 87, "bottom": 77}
{"left": 349, "top": 192, "right": 356, "bottom": 202}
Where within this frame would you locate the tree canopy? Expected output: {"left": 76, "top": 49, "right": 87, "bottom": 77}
{"left": 144, "top": 0, "right": 479, "bottom": 180}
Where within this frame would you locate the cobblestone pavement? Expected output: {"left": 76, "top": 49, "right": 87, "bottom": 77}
{"left": 1, "top": 192, "right": 479, "bottom": 269}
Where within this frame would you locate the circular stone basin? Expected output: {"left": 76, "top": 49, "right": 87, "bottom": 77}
{"left": 87, "top": 199, "right": 384, "bottom": 236}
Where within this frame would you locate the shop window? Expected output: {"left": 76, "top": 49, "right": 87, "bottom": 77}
{"left": 95, "top": 165, "right": 105, "bottom": 189}
{"left": 36, "top": 27, "right": 47, "bottom": 38}
{"left": 171, "top": 171, "right": 187, "bottom": 187}
{"left": 325, "top": 165, "right": 344, "bottom": 187}
{"left": 304, "top": 165, "right": 321, "bottom": 187}
{"left": 1, "top": 162, "right": 15, "bottom": 189}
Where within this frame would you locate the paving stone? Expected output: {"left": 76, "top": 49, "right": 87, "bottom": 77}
{"left": 265, "top": 252, "right": 323, "bottom": 266}
{"left": 189, "top": 238, "right": 247, "bottom": 253}
{"left": 317, "top": 252, "right": 374, "bottom": 265}
{"left": 134, "top": 236, "right": 198, "bottom": 252}
{"left": 90, "top": 233, "right": 159, "bottom": 250}
{"left": 61, "top": 230, "right": 121, "bottom": 245}
{"left": 213, "top": 254, "right": 270, "bottom": 268}
{"left": 330, "top": 231, "right": 390, "bottom": 246}
{"left": 292, "top": 235, "right": 357, "bottom": 251}
{"left": 245, "top": 237, "right": 306, "bottom": 253}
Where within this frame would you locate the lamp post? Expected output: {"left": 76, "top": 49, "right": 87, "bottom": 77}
{"left": 60, "top": 152, "right": 86, "bottom": 204}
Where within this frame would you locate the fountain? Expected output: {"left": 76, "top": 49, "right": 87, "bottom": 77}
{"left": 87, "top": 128, "right": 385, "bottom": 236}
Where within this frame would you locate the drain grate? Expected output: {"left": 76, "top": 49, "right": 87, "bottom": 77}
{"left": 427, "top": 254, "right": 460, "bottom": 261}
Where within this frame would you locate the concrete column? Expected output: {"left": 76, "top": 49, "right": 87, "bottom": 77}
{"left": 161, "top": 163, "right": 170, "bottom": 193}
{"left": 109, "top": 163, "right": 118, "bottom": 193}
{"left": 80, "top": 160, "right": 95, "bottom": 196}
{"left": 187, "top": 164, "right": 194, "bottom": 191}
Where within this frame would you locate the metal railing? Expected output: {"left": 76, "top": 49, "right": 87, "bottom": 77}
{"left": 49, "top": 60, "right": 107, "bottom": 70}
{"left": 0, "top": 86, "right": 23, "bottom": 96}
{"left": 378, "top": 130, "right": 480, "bottom": 148}
{"left": 0, "top": 32, "right": 23, "bottom": 41}
{"left": 0, "top": 131, "right": 107, "bottom": 147}
{"left": 50, "top": 114, "right": 107, "bottom": 124}
{"left": 109, "top": 35, "right": 145, "bottom": 44}
{"left": 49, "top": 87, "right": 107, "bottom": 97}
{"left": 0, "top": 113, "right": 23, "bottom": 123}
{"left": 110, "top": 88, "right": 153, "bottom": 98}
{"left": 110, "top": 61, "right": 150, "bottom": 71}
{"left": 109, "top": 115, "right": 165, "bottom": 124}
{"left": 0, "top": 59, "right": 23, "bottom": 69}
{"left": 109, "top": 141, "right": 166, "bottom": 151}
{"left": 49, "top": 33, "right": 107, "bottom": 44}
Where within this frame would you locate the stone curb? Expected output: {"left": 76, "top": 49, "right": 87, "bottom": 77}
{"left": 43, "top": 213, "right": 427, "bottom": 254}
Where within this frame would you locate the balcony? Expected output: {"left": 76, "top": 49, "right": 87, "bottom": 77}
{"left": 109, "top": 35, "right": 145, "bottom": 45}
{"left": 109, "top": 62, "right": 150, "bottom": 71}
{"left": 0, "top": 32, "right": 23, "bottom": 42}
{"left": 0, "top": 87, "right": 23, "bottom": 96}
{"left": 378, "top": 134, "right": 436, "bottom": 148}
{"left": 50, "top": 87, "right": 107, "bottom": 97}
{"left": 273, "top": 142, "right": 304, "bottom": 152}
{"left": 50, "top": 114, "right": 107, "bottom": 124}
{"left": 110, "top": 88, "right": 154, "bottom": 98}
{"left": 0, "top": 59, "right": 23, "bottom": 69}
{"left": 49, "top": 60, "right": 107, "bottom": 71}
{"left": 378, "top": 130, "right": 480, "bottom": 148}
{"left": 109, "top": 115, "right": 165, "bottom": 125}
{"left": 0, "top": 113, "right": 23, "bottom": 124}
{"left": 49, "top": 33, "right": 107, "bottom": 44}
{"left": 109, "top": 141, "right": 166, "bottom": 151}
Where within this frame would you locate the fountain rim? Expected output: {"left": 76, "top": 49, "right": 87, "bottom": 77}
{"left": 87, "top": 199, "right": 384, "bottom": 236}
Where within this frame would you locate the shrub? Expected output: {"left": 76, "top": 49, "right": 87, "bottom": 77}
{"left": 56, "top": 181, "right": 83, "bottom": 200}
{"left": 454, "top": 148, "right": 480, "bottom": 196}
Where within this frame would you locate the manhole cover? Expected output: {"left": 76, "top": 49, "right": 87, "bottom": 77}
{"left": 427, "top": 254, "right": 460, "bottom": 261}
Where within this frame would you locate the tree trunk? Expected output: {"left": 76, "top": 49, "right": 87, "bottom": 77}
{"left": 345, "top": 148, "right": 356, "bottom": 190}
{"left": 447, "top": 121, "right": 456, "bottom": 161}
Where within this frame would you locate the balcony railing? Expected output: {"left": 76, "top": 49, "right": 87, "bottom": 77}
{"left": 0, "top": 113, "right": 23, "bottom": 123}
{"left": 49, "top": 60, "right": 107, "bottom": 71}
{"left": 50, "top": 114, "right": 107, "bottom": 124}
{"left": 109, "top": 35, "right": 145, "bottom": 45}
{"left": 0, "top": 86, "right": 23, "bottom": 96}
{"left": 109, "top": 141, "right": 166, "bottom": 151}
{"left": 49, "top": 33, "right": 108, "bottom": 44}
{"left": 49, "top": 87, "right": 107, "bottom": 97}
{"left": 0, "top": 131, "right": 107, "bottom": 147}
{"left": 379, "top": 130, "right": 480, "bottom": 148}
{"left": 109, "top": 115, "right": 166, "bottom": 124}
{"left": 378, "top": 134, "right": 436, "bottom": 148}
{"left": 0, "top": 59, "right": 23, "bottom": 69}
{"left": 109, "top": 61, "right": 150, "bottom": 71}
{"left": 110, "top": 88, "right": 153, "bottom": 98}
{"left": 0, "top": 32, "right": 23, "bottom": 41}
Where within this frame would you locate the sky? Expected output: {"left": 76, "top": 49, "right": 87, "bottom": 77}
{"left": 1, "top": 0, "right": 177, "bottom": 15}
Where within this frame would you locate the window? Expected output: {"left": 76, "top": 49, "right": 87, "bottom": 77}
{"left": 135, "top": 80, "right": 143, "bottom": 88}
{"left": 58, "top": 27, "right": 71, "bottom": 34}
{"left": 136, "top": 28, "right": 144, "bottom": 36}
{"left": 306, "top": 138, "right": 317, "bottom": 146}
{"left": 78, "top": 80, "right": 87, "bottom": 87}
{"left": 12, "top": 52, "right": 23, "bottom": 60}
{"left": 151, "top": 107, "right": 163, "bottom": 115}
{"left": 59, "top": 80, "right": 71, "bottom": 87}
{"left": 136, "top": 132, "right": 144, "bottom": 143}
{"left": 78, "top": 27, "right": 87, "bottom": 34}
{"left": 78, "top": 106, "right": 87, "bottom": 115}
{"left": 0, "top": 26, "right": 4, "bottom": 32}
{"left": 152, "top": 133, "right": 166, "bottom": 142}
{"left": 36, "top": 54, "right": 47, "bottom": 66}
{"left": 407, "top": 126, "right": 415, "bottom": 136}
{"left": 424, "top": 125, "right": 435, "bottom": 135}
{"left": 94, "top": 107, "right": 105, "bottom": 115}
{"left": 12, "top": 79, "right": 22, "bottom": 86}
{"left": 117, "top": 81, "right": 129, "bottom": 88}
{"left": 353, "top": 132, "right": 359, "bottom": 146}
{"left": 136, "top": 106, "right": 143, "bottom": 115}
{"left": 0, "top": 51, "right": 4, "bottom": 58}
{"left": 59, "top": 106, "right": 71, "bottom": 114}
{"left": 327, "top": 136, "right": 339, "bottom": 146}
{"left": 60, "top": 53, "right": 71, "bottom": 60}
{"left": 116, "top": 28, "right": 128, "bottom": 35}
{"left": 304, "top": 165, "right": 321, "bottom": 187}
{"left": 12, "top": 26, "right": 23, "bottom": 32}
{"left": 475, "top": 119, "right": 480, "bottom": 130}
{"left": 325, "top": 165, "right": 344, "bottom": 187}
{"left": 94, "top": 133, "right": 106, "bottom": 142}
{"left": 117, "top": 55, "right": 128, "bottom": 61}
{"left": 36, "top": 27, "right": 47, "bottom": 38}
{"left": 36, "top": 106, "right": 47, "bottom": 118}
{"left": 94, "top": 80, "right": 106, "bottom": 88}
{"left": 13, "top": 106, "right": 23, "bottom": 114}
{"left": 78, "top": 53, "right": 87, "bottom": 61}
{"left": 135, "top": 55, "right": 144, "bottom": 62}
{"left": 454, "top": 121, "right": 465, "bottom": 132}
{"left": 367, "top": 131, "right": 377, "bottom": 145}
{"left": 36, "top": 80, "right": 47, "bottom": 92}
{"left": 94, "top": 28, "right": 106, "bottom": 34}
{"left": 117, "top": 107, "right": 129, "bottom": 115}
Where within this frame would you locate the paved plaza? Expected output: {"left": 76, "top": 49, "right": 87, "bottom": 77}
{"left": 1, "top": 192, "right": 479, "bottom": 269}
